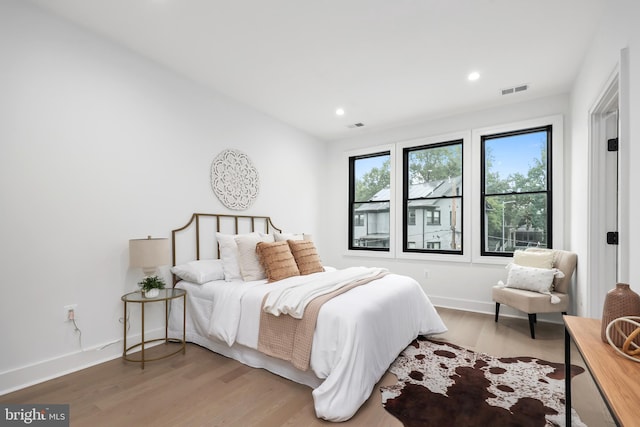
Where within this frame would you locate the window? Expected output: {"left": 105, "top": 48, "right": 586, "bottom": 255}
{"left": 481, "top": 126, "right": 552, "bottom": 256}
{"left": 345, "top": 117, "right": 560, "bottom": 262}
{"left": 426, "top": 209, "right": 440, "bottom": 225}
{"left": 403, "top": 140, "right": 463, "bottom": 254}
{"left": 408, "top": 208, "right": 416, "bottom": 225}
{"left": 349, "top": 151, "right": 391, "bottom": 251}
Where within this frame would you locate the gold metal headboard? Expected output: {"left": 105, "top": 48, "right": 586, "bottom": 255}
{"left": 170, "top": 213, "right": 282, "bottom": 285}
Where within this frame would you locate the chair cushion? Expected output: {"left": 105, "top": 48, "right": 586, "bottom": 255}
{"left": 492, "top": 285, "right": 569, "bottom": 314}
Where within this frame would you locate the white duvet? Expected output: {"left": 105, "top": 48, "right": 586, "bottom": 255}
{"left": 262, "top": 266, "right": 388, "bottom": 318}
{"left": 170, "top": 269, "right": 447, "bottom": 421}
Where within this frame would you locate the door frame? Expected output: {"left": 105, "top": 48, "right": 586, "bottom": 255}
{"left": 587, "top": 48, "right": 630, "bottom": 317}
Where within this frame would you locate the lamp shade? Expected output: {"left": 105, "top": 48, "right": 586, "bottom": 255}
{"left": 129, "top": 236, "right": 170, "bottom": 275}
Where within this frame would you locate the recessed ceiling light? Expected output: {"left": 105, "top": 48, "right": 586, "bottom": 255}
{"left": 468, "top": 72, "right": 480, "bottom": 81}
{"left": 335, "top": 108, "right": 345, "bottom": 116}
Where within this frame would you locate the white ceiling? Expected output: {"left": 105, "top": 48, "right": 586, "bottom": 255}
{"left": 28, "top": 0, "right": 607, "bottom": 141}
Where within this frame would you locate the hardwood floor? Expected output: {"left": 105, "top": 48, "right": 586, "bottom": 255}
{"left": 1, "top": 307, "right": 615, "bottom": 426}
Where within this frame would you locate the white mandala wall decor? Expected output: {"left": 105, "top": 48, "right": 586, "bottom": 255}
{"left": 210, "top": 149, "right": 259, "bottom": 210}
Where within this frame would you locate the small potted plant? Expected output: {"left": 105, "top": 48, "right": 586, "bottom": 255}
{"left": 138, "top": 275, "right": 166, "bottom": 298}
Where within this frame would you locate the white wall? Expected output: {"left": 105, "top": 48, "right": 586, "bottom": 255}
{"left": 569, "top": 0, "right": 640, "bottom": 317}
{"left": 322, "top": 94, "right": 571, "bottom": 314}
{"left": 0, "top": 0, "right": 324, "bottom": 392}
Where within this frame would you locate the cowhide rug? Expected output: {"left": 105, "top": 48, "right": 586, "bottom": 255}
{"left": 381, "top": 337, "right": 586, "bottom": 427}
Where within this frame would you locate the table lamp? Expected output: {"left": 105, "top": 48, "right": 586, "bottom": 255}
{"left": 129, "top": 236, "right": 170, "bottom": 277}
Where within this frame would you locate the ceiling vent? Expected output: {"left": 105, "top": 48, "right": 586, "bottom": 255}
{"left": 501, "top": 84, "right": 529, "bottom": 96}
{"left": 347, "top": 122, "right": 365, "bottom": 129}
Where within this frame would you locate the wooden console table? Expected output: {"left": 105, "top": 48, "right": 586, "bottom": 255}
{"left": 564, "top": 315, "right": 640, "bottom": 427}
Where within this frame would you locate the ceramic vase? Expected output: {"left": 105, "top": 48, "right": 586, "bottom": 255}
{"left": 601, "top": 283, "right": 640, "bottom": 347}
{"left": 143, "top": 288, "right": 160, "bottom": 298}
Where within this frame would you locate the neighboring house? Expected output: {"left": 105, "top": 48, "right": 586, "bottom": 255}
{"left": 354, "top": 176, "right": 462, "bottom": 250}
{"left": 353, "top": 188, "right": 391, "bottom": 248}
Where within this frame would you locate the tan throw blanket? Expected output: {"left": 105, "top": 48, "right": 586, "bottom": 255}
{"left": 257, "top": 271, "right": 388, "bottom": 371}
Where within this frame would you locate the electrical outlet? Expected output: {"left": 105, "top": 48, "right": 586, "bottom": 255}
{"left": 64, "top": 304, "right": 77, "bottom": 322}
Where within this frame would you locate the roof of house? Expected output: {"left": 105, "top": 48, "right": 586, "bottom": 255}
{"left": 356, "top": 176, "right": 462, "bottom": 212}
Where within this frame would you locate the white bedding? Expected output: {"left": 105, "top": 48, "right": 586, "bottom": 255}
{"left": 167, "top": 269, "right": 446, "bottom": 421}
{"left": 262, "top": 266, "right": 388, "bottom": 318}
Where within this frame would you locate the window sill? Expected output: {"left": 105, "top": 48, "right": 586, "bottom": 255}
{"left": 343, "top": 249, "right": 395, "bottom": 259}
{"left": 342, "top": 250, "right": 515, "bottom": 266}
{"left": 395, "top": 251, "right": 471, "bottom": 263}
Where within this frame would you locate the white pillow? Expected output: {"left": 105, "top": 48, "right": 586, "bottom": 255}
{"left": 513, "top": 249, "right": 554, "bottom": 269}
{"left": 505, "top": 263, "right": 559, "bottom": 293}
{"left": 217, "top": 232, "right": 249, "bottom": 281}
{"left": 235, "top": 233, "right": 275, "bottom": 281}
{"left": 171, "top": 259, "right": 224, "bottom": 284}
{"left": 273, "top": 232, "right": 304, "bottom": 242}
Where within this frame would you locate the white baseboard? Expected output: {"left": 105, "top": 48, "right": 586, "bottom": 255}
{"left": 429, "top": 295, "right": 496, "bottom": 314}
{"left": 429, "top": 295, "right": 565, "bottom": 325}
{"left": 0, "top": 327, "right": 164, "bottom": 396}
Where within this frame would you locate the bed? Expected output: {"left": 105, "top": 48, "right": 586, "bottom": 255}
{"left": 166, "top": 213, "right": 447, "bottom": 421}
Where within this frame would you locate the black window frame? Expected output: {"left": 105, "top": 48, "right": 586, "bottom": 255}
{"left": 402, "top": 139, "right": 464, "bottom": 255}
{"left": 348, "top": 151, "right": 391, "bottom": 252}
{"left": 480, "top": 125, "right": 553, "bottom": 257}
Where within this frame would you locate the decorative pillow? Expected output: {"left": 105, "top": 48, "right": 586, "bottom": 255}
{"left": 170, "top": 259, "right": 225, "bottom": 284}
{"left": 256, "top": 241, "right": 300, "bottom": 282}
{"left": 273, "top": 232, "right": 304, "bottom": 242}
{"left": 505, "top": 263, "right": 558, "bottom": 294}
{"left": 235, "top": 233, "right": 275, "bottom": 281}
{"left": 513, "top": 249, "right": 554, "bottom": 269}
{"left": 217, "top": 232, "right": 259, "bottom": 281}
{"left": 287, "top": 240, "right": 323, "bottom": 275}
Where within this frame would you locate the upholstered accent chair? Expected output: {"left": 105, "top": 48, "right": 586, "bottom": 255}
{"left": 492, "top": 248, "right": 577, "bottom": 339}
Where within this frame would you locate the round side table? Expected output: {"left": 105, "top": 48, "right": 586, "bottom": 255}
{"left": 121, "top": 288, "right": 186, "bottom": 369}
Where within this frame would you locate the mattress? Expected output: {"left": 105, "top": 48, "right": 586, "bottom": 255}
{"left": 167, "top": 270, "right": 446, "bottom": 421}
